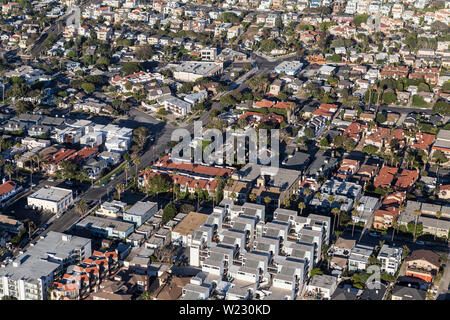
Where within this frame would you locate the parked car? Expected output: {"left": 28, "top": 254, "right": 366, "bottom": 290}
{"left": 415, "top": 241, "right": 424, "bottom": 245}
{"left": 369, "top": 232, "right": 380, "bottom": 238}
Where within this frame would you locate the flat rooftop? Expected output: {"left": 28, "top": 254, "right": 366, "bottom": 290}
{"left": 125, "top": 201, "right": 157, "bottom": 217}
{"left": 28, "top": 186, "right": 72, "bottom": 202}
{"left": 172, "top": 212, "right": 208, "bottom": 236}
{"left": 175, "top": 61, "right": 222, "bottom": 76}
{"left": 77, "top": 215, "right": 134, "bottom": 233}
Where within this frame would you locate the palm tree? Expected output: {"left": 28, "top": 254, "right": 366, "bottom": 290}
{"left": 75, "top": 199, "right": 89, "bottom": 216}
{"left": 328, "top": 195, "right": 335, "bottom": 206}
{"left": 413, "top": 209, "right": 421, "bottom": 242}
{"left": 0, "top": 155, "right": 5, "bottom": 177}
{"left": 249, "top": 193, "right": 257, "bottom": 202}
{"left": 4, "top": 163, "right": 15, "bottom": 181}
{"left": 116, "top": 183, "right": 125, "bottom": 200}
{"left": 32, "top": 154, "right": 43, "bottom": 174}
{"left": 124, "top": 162, "right": 130, "bottom": 185}
{"left": 13, "top": 154, "right": 20, "bottom": 178}
{"left": 230, "top": 192, "right": 237, "bottom": 203}
{"left": 391, "top": 220, "right": 398, "bottom": 242}
{"left": 314, "top": 192, "right": 322, "bottom": 199}
{"left": 331, "top": 207, "right": 340, "bottom": 235}
{"left": 434, "top": 211, "right": 442, "bottom": 240}
{"left": 303, "top": 188, "right": 312, "bottom": 198}
{"left": 195, "top": 186, "right": 202, "bottom": 211}
{"left": 298, "top": 202, "right": 305, "bottom": 215}
{"left": 351, "top": 209, "right": 358, "bottom": 236}
{"left": 283, "top": 199, "right": 291, "bottom": 208}
{"left": 264, "top": 196, "right": 271, "bottom": 207}
{"left": 29, "top": 157, "right": 34, "bottom": 189}
{"left": 133, "top": 157, "right": 141, "bottom": 185}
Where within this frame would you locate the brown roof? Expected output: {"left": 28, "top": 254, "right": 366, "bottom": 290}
{"left": 0, "top": 181, "right": 15, "bottom": 197}
{"left": 334, "top": 237, "right": 356, "bottom": 250}
{"left": 172, "top": 212, "right": 208, "bottom": 236}
{"left": 406, "top": 249, "right": 440, "bottom": 268}
{"left": 152, "top": 274, "right": 191, "bottom": 300}
{"left": 330, "top": 256, "right": 348, "bottom": 269}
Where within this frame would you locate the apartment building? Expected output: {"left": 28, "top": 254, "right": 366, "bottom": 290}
{"left": 0, "top": 232, "right": 91, "bottom": 300}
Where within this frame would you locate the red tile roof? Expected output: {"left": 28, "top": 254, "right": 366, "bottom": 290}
{"left": 411, "top": 132, "right": 435, "bottom": 151}
{"left": 0, "top": 181, "right": 15, "bottom": 197}
{"left": 366, "top": 126, "right": 391, "bottom": 144}
{"left": 344, "top": 122, "right": 368, "bottom": 141}
{"left": 154, "top": 156, "right": 234, "bottom": 178}
{"left": 66, "top": 147, "right": 98, "bottom": 164}
{"left": 395, "top": 169, "right": 419, "bottom": 189}
{"left": 273, "top": 101, "right": 294, "bottom": 109}
{"left": 374, "top": 166, "right": 398, "bottom": 188}
{"left": 253, "top": 99, "right": 274, "bottom": 108}
{"left": 45, "top": 148, "right": 77, "bottom": 164}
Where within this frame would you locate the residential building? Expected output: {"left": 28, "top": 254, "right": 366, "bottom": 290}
{"left": 0, "top": 231, "right": 91, "bottom": 300}
{"left": 405, "top": 250, "right": 440, "bottom": 282}
{"left": 348, "top": 244, "right": 373, "bottom": 272}
{"left": 27, "top": 187, "right": 73, "bottom": 214}
{"left": 76, "top": 216, "right": 135, "bottom": 239}
{"left": 377, "top": 245, "right": 402, "bottom": 275}
{"left": 123, "top": 201, "right": 158, "bottom": 227}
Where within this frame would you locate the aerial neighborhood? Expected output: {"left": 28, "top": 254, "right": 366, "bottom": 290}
{"left": 0, "top": 0, "right": 448, "bottom": 301}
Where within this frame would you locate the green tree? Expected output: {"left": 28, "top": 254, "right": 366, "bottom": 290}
{"left": 81, "top": 82, "right": 95, "bottom": 94}
{"left": 412, "top": 95, "right": 427, "bottom": 108}
{"left": 179, "top": 203, "right": 195, "bottom": 214}
{"left": 136, "top": 45, "right": 154, "bottom": 60}
{"left": 120, "top": 62, "right": 141, "bottom": 76}
{"left": 354, "top": 14, "right": 369, "bottom": 27}
{"left": 15, "top": 100, "right": 33, "bottom": 114}
{"left": 310, "top": 268, "right": 323, "bottom": 277}
{"left": 433, "top": 100, "right": 450, "bottom": 115}
{"left": 75, "top": 199, "right": 89, "bottom": 216}
{"left": 162, "top": 203, "right": 177, "bottom": 223}
{"left": 298, "top": 202, "right": 306, "bottom": 215}
{"left": 382, "top": 92, "right": 397, "bottom": 105}
{"left": 376, "top": 113, "right": 387, "bottom": 124}
{"left": 304, "top": 127, "right": 315, "bottom": 139}
{"left": 433, "top": 150, "right": 448, "bottom": 164}
{"left": 146, "top": 175, "right": 171, "bottom": 195}
{"left": 320, "top": 137, "right": 329, "bottom": 147}
{"left": 124, "top": 81, "right": 133, "bottom": 91}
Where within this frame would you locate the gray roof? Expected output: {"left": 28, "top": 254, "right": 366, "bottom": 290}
{"left": 306, "top": 155, "right": 339, "bottom": 177}
{"left": 391, "top": 285, "right": 426, "bottom": 300}
{"left": 235, "top": 164, "right": 300, "bottom": 190}
{"left": 0, "top": 231, "right": 90, "bottom": 283}
{"left": 309, "top": 274, "right": 337, "bottom": 289}
{"left": 76, "top": 215, "right": 134, "bottom": 233}
{"left": 28, "top": 186, "right": 72, "bottom": 202}
{"left": 125, "top": 201, "right": 157, "bottom": 217}
{"left": 175, "top": 61, "right": 222, "bottom": 76}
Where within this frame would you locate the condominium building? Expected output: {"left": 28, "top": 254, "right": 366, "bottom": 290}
{"left": 0, "top": 232, "right": 91, "bottom": 300}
